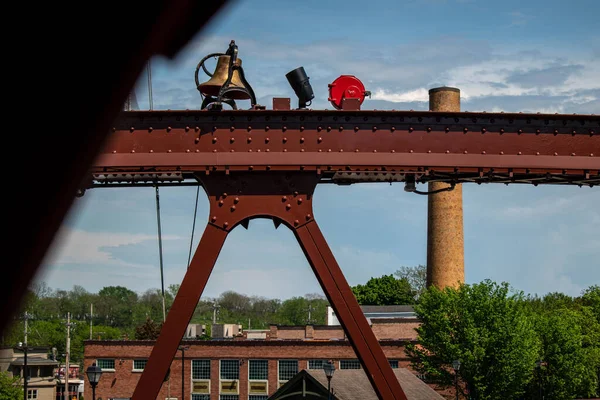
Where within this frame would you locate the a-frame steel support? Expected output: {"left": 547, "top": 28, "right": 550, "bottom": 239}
{"left": 131, "top": 171, "right": 408, "bottom": 400}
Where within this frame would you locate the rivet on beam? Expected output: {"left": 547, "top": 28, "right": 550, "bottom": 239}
{"left": 408, "top": 127, "right": 414, "bottom": 133}
{"left": 185, "top": 126, "right": 190, "bottom": 132}
{"left": 130, "top": 127, "right": 135, "bottom": 132}
{"left": 167, "top": 126, "right": 172, "bottom": 132}
{"left": 391, "top": 126, "right": 396, "bottom": 132}
{"left": 327, "top": 126, "right": 332, "bottom": 131}
{"left": 212, "top": 138, "right": 217, "bottom": 143}
{"left": 248, "top": 137, "right": 253, "bottom": 143}
{"left": 481, "top": 128, "right": 486, "bottom": 134}
{"left": 148, "top": 127, "right": 153, "bottom": 132}
{"left": 500, "top": 128, "right": 505, "bottom": 134}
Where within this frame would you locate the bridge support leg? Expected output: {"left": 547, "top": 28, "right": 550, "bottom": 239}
{"left": 295, "top": 221, "right": 408, "bottom": 400}
{"left": 132, "top": 224, "right": 228, "bottom": 400}
{"left": 131, "top": 172, "right": 408, "bottom": 400}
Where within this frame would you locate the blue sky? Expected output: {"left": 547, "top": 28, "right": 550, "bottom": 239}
{"left": 37, "top": 0, "right": 599, "bottom": 300}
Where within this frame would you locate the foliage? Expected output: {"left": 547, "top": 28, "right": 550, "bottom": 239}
{"left": 135, "top": 318, "right": 163, "bottom": 340}
{"left": 352, "top": 274, "right": 415, "bottom": 305}
{"left": 0, "top": 371, "right": 23, "bottom": 400}
{"left": 407, "top": 280, "right": 540, "bottom": 400}
{"left": 394, "top": 265, "right": 427, "bottom": 300}
{"left": 531, "top": 308, "right": 599, "bottom": 398}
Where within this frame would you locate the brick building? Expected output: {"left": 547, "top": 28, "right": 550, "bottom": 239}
{"left": 83, "top": 318, "right": 423, "bottom": 400}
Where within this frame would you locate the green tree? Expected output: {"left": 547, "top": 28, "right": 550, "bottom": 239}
{"left": 394, "top": 265, "right": 427, "bottom": 300}
{"left": 96, "top": 286, "right": 138, "bottom": 327}
{"left": 580, "top": 285, "right": 600, "bottom": 322}
{"left": 407, "top": 280, "right": 540, "bottom": 399}
{"left": 352, "top": 274, "right": 415, "bottom": 305}
{"left": 532, "top": 308, "right": 599, "bottom": 398}
{"left": 0, "top": 371, "right": 23, "bottom": 400}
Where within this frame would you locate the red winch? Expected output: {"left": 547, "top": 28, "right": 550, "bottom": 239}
{"left": 328, "top": 75, "right": 371, "bottom": 110}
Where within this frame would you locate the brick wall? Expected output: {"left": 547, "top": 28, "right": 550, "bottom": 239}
{"left": 84, "top": 340, "right": 413, "bottom": 399}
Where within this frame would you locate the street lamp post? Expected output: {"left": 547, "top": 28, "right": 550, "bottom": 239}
{"left": 452, "top": 360, "right": 461, "bottom": 400}
{"left": 179, "top": 345, "right": 190, "bottom": 400}
{"left": 86, "top": 363, "right": 103, "bottom": 400}
{"left": 323, "top": 360, "right": 336, "bottom": 400}
{"left": 18, "top": 342, "right": 28, "bottom": 400}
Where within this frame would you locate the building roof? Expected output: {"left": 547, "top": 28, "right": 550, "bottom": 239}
{"left": 307, "top": 369, "right": 443, "bottom": 400}
{"left": 10, "top": 357, "right": 59, "bottom": 366}
{"left": 360, "top": 305, "right": 415, "bottom": 313}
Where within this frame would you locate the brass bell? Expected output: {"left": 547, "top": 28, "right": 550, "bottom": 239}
{"left": 198, "top": 55, "right": 251, "bottom": 100}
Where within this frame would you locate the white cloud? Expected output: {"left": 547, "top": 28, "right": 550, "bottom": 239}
{"left": 371, "top": 88, "right": 429, "bottom": 103}
{"left": 43, "top": 227, "right": 182, "bottom": 268}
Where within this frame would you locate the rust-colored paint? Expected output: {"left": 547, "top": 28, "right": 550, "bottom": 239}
{"left": 131, "top": 172, "right": 407, "bottom": 400}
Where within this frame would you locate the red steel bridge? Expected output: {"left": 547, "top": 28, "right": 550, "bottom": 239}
{"left": 90, "top": 107, "right": 599, "bottom": 400}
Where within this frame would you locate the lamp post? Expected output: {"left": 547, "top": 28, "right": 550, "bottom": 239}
{"left": 452, "top": 360, "right": 461, "bottom": 400}
{"left": 17, "top": 342, "right": 28, "bottom": 400}
{"left": 86, "top": 363, "right": 103, "bottom": 400}
{"left": 323, "top": 360, "right": 335, "bottom": 400}
{"left": 179, "top": 345, "right": 190, "bottom": 400}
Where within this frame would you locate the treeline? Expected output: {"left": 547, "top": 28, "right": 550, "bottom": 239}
{"left": 1, "top": 282, "right": 330, "bottom": 366}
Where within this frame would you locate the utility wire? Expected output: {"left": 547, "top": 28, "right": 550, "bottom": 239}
{"left": 155, "top": 186, "right": 166, "bottom": 322}
{"left": 147, "top": 61, "right": 154, "bottom": 110}
{"left": 186, "top": 186, "right": 201, "bottom": 269}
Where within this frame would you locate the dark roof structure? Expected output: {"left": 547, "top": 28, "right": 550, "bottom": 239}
{"left": 269, "top": 368, "right": 443, "bottom": 400}
{"left": 360, "top": 305, "right": 415, "bottom": 313}
{"left": 10, "top": 357, "right": 58, "bottom": 366}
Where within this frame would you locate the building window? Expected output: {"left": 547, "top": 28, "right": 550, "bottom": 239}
{"left": 133, "top": 359, "right": 147, "bottom": 371}
{"left": 191, "top": 359, "right": 211, "bottom": 397}
{"left": 340, "top": 360, "right": 361, "bottom": 369}
{"left": 249, "top": 396, "right": 268, "bottom": 400}
{"left": 389, "top": 360, "right": 399, "bottom": 369}
{"left": 96, "top": 358, "right": 115, "bottom": 370}
{"left": 248, "top": 360, "right": 268, "bottom": 395}
{"left": 219, "top": 396, "right": 239, "bottom": 400}
{"left": 220, "top": 360, "right": 240, "bottom": 380}
{"left": 278, "top": 360, "right": 298, "bottom": 381}
{"left": 27, "top": 389, "right": 38, "bottom": 399}
{"left": 308, "top": 360, "right": 325, "bottom": 369}
{"left": 192, "top": 359, "right": 211, "bottom": 380}
{"left": 248, "top": 360, "right": 268, "bottom": 380}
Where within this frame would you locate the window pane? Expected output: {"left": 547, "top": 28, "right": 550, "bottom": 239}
{"left": 192, "top": 359, "right": 211, "bottom": 380}
{"left": 248, "top": 360, "right": 268, "bottom": 380}
{"left": 340, "top": 360, "right": 361, "bottom": 369}
{"left": 308, "top": 360, "right": 325, "bottom": 370}
{"left": 389, "top": 360, "right": 399, "bottom": 369}
{"left": 219, "top": 396, "right": 239, "bottom": 400}
{"left": 278, "top": 360, "right": 298, "bottom": 380}
{"left": 192, "top": 395, "right": 210, "bottom": 400}
{"left": 97, "top": 359, "right": 115, "bottom": 369}
{"left": 133, "top": 359, "right": 147, "bottom": 370}
{"left": 220, "top": 360, "right": 239, "bottom": 380}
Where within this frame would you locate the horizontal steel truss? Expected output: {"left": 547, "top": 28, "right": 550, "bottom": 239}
{"left": 132, "top": 172, "right": 408, "bottom": 400}
{"left": 93, "top": 109, "right": 600, "bottom": 187}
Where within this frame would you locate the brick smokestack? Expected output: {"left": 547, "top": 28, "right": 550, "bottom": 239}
{"left": 426, "top": 87, "right": 465, "bottom": 289}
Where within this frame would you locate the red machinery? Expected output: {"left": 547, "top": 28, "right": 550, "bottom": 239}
{"left": 328, "top": 75, "right": 371, "bottom": 110}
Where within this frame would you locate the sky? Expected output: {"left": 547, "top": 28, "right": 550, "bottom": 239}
{"left": 37, "top": 0, "right": 599, "bottom": 301}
